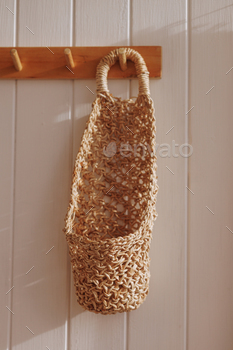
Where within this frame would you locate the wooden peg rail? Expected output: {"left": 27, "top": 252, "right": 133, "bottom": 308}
{"left": 0, "top": 46, "right": 162, "bottom": 80}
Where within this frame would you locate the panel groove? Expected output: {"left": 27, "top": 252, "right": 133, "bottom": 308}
{"left": 71, "top": 0, "right": 75, "bottom": 47}
{"left": 13, "top": 0, "right": 17, "bottom": 46}
{"left": 125, "top": 1, "right": 131, "bottom": 349}
{"left": 184, "top": 0, "right": 190, "bottom": 349}
{"left": 65, "top": 85, "right": 74, "bottom": 350}
{"left": 0, "top": 1, "right": 17, "bottom": 348}
{"left": 66, "top": 80, "right": 75, "bottom": 350}
{"left": 66, "top": 1, "right": 75, "bottom": 348}
{"left": 7, "top": 81, "right": 17, "bottom": 350}
{"left": 8, "top": 0, "right": 18, "bottom": 347}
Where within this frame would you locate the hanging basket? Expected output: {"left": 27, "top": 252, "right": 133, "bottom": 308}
{"left": 64, "top": 48, "right": 158, "bottom": 315}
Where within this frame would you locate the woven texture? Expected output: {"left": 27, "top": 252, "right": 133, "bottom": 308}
{"left": 64, "top": 48, "right": 158, "bottom": 315}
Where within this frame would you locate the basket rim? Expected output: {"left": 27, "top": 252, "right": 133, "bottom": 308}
{"left": 65, "top": 208, "right": 156, "bottom": 245}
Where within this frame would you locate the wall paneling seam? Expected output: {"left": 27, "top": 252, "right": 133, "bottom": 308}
{"left": 70, "top": 0, "right": 75, "bottom": 48}
{"left": 13, "top": 0, "right": 17, "bottom": 46}
{"left": 7, "top": 82, "right": 17, "bottom": 350}
{"left": 125, "top": 0, "right": 133, "bottom": 349}
{"left": 8, "top": 1, "right": 18, "bottom": 348}
{"left": 66, "top": 2, "right": 74, "bottom": 350}
{"left": 65, "top": 80, "right": 73, "bottom": 350}
{"left": 184, "top": 0, "right": 191, "bottom": 349}
{"left": 66, "top": 0, "right": 75, "bottom": 349}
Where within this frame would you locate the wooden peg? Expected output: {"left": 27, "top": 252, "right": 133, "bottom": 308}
{"left": 10, "top": 49, "right": 22, "bottom": 71}
{"left": 118, "top": 48, "right": 127, "bottom": 71}
{"left": 64, "top": 48, "right": 75, "bottom": 69}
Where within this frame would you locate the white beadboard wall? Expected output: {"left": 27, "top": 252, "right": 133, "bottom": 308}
{"left": 0, "top": 1, "right": 233, "bottom": 350}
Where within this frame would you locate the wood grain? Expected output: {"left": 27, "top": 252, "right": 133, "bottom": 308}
{"left": 0, "top": 46, "right": 162, "bottom": 79}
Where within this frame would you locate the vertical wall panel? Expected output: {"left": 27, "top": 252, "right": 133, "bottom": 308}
{"left": 0, "top": 1, "right": 16, "bottom": 349}
{"left": 17, "top": 1, "right": 71, "bottom": 46}
{"left": 188, "top": 2, "right": 233, "bottom": 349}
{"left": 69, "top": 1, "right": 129, "bottom": 349}
{"left": 0, "top": 84, "right": 15, "bottom": 350}
{"left": 128, "top": 1, "right": 187, "bottom": 349}
{"left": 11, "top": 1, "right": 72, "bottom": 349}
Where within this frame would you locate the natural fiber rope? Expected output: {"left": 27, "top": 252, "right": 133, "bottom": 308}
{"left": 64, "top": 48, "right": 158, "bottom": 315}
{"left": 96, "top": 48, "right": 150, "bottom": 95}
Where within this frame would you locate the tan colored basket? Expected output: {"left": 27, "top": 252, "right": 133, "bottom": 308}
{"left": 64, "top": 48, "right": 158, "bottom": 315}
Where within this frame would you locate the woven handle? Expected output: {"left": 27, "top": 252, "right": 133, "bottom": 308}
{"left": 96, "top": 48, "right": 150, "bottom": 95}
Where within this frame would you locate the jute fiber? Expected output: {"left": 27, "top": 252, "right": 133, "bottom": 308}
{"left": 64, "top": 48, "right": 158, "bottom": 315}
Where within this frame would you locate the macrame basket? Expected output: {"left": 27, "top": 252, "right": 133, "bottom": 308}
{"left": 64, "top": 48, "right": 158, "bottom": 315}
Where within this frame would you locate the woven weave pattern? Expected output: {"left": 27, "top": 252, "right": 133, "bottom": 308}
{"left": 64, "top": 48, "right": 158, "bottom": 314}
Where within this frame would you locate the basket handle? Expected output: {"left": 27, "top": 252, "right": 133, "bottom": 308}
{"left": 96, "top": 48, "right": 150, "bottom": 96}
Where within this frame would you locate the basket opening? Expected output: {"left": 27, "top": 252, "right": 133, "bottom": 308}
{"left": 72, "top": 94, "right": 156, "bottom": 240}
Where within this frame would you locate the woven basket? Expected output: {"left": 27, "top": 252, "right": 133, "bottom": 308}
{"left": 64, "top": 48, "right": 158, "bottom": 315}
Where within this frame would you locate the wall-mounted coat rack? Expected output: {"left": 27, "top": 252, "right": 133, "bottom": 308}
{"left": 0, "top": 46, "right": 162, "bottom": 80}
